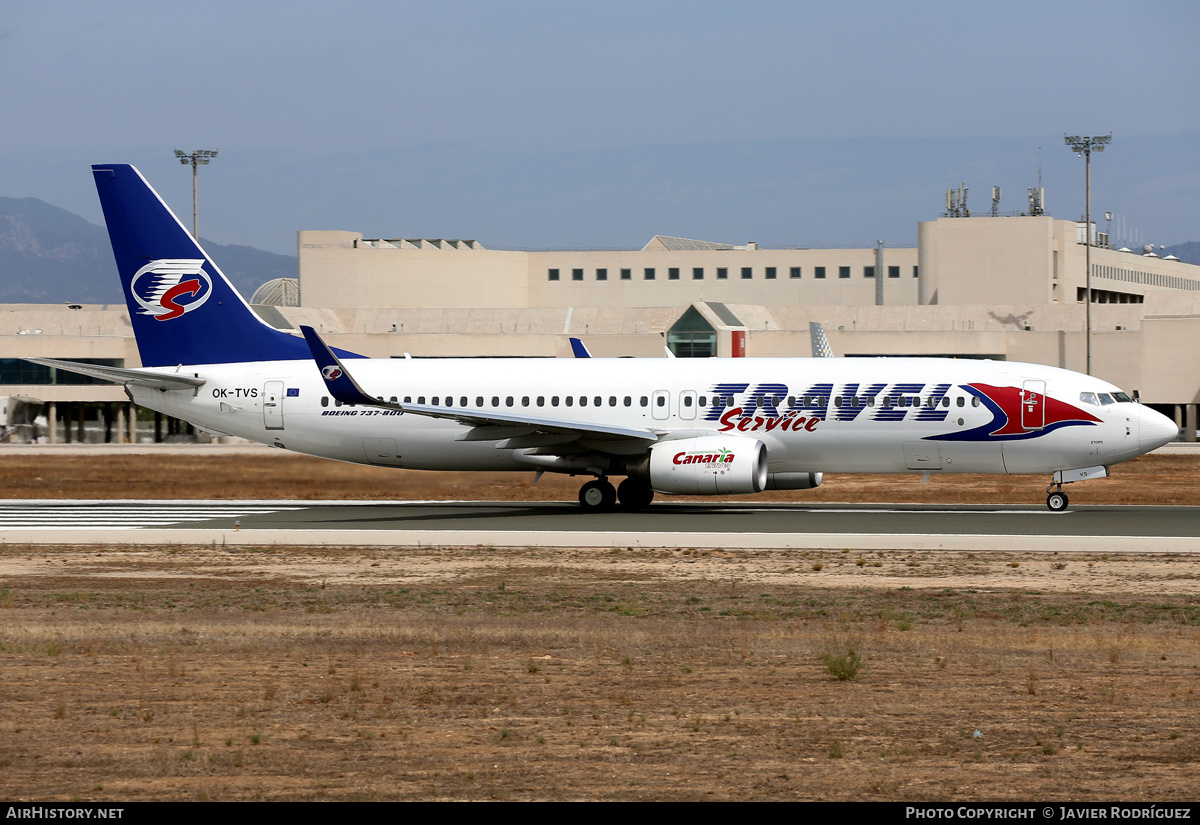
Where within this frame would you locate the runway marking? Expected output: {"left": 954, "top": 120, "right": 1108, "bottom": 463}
{"left": 0, "top": 503, "right": 303, "bottom": 530}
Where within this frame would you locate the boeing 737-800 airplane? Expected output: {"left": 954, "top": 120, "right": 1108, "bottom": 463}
{"left": 28, "top": 165, "right": 1177, "bottom": 511}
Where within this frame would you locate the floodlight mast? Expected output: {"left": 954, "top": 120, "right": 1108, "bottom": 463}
{"left": 1064, "top": 133, "right": 1111, "bottom": 376}
{"left": 173, "top": 148, "right": 219, "bottom": 240}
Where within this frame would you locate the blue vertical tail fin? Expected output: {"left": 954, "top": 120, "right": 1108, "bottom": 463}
{"left": 93, "top": 163, "right": 321, "bottom": 367}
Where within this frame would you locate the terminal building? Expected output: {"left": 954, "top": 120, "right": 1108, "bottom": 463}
{"left": 3, "top": 206, "right": 1199, "bottom": 442}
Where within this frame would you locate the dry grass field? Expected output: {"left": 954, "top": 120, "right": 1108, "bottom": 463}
{"left": 1, "top": 450, "right": 1199, "bottom": 801}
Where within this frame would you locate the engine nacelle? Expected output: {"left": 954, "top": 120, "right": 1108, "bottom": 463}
{"left": 765, "top": 472, "right": 823, "bottom": 490}
{"left": 649, "top": 436, "right": 767, "bottom": 495}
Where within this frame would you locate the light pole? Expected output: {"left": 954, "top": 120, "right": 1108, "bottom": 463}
{"left": 173, "top": 148, "right": 219, "bottom": 240}
{"left": 1064, "top": 133, "right": 1111, "bottom": 375}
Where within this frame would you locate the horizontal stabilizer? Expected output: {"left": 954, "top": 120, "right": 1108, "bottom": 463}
{"left": 22, "top": 357, "right": 205, "bottom": 390}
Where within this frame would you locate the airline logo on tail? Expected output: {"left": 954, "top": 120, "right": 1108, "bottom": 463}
{"left": 130, "top": 259, "right": 212, "bottom": 321}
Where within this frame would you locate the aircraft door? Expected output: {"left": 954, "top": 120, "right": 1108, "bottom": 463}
{"left": 678, "top": 390, "right": 697, "bottom": 420}
{"left": 652, "top": 390, "right": 671, "bottom": 421}
{"left": 1021, "top": 380, "right": 1045, "bottom": 431}
{"left": 263, "top": 380, "right": 285, "bottom": 430}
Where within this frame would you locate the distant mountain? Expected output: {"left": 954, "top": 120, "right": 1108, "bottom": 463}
{"left": 0, "top": 196, "right": 296, "bottom": 304}
{"left": 1164, "top": 241, "right": 1200, "bottom": 266}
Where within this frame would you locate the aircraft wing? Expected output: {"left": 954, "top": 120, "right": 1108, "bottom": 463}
{"left": 300, "top": 326, "right": 659, "bottom": 443}
{"left": 21, "top": 357, "right": 206, "bottom": 390}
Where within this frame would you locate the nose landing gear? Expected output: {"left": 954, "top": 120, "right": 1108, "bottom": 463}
{"left": 1045, "top": 465, "right": 1110, "bottom": 511}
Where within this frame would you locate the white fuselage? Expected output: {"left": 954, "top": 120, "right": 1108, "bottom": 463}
{"left": 131, "top": 356, "right": 1173, "bottom": 477}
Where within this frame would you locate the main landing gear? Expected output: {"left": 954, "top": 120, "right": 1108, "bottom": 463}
{"left": 577, "top": 477, "right": 655, "bottom": 511}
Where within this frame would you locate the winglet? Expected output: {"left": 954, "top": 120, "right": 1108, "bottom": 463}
{"left": 569, "top": 337, "right": 591, "bottom": 358}
{"left": 300, "top": 325, "right": 384, "bottom": 406}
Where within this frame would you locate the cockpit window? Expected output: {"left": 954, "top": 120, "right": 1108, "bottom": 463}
{"left": 1113, "top": 391, "right": 1132, "bottom": 403}
{"left": 1098, "top": 393, "right": 1115, "bottom": 406}
{"left": 1079, "top": 392, "right": 1098, "bottom": 406}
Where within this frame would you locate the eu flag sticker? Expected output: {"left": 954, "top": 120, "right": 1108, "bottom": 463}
{"left": 286, "top": 388, "right": 300, "bottom": 397}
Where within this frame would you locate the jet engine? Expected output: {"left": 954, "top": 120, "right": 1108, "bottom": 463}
{"left": 765, "top": 472, "right": 823, "bottom": 490}
{"left": 647, "top": 436, "right": 767, "bottom": 495}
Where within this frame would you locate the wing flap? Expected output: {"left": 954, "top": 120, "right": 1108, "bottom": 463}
{"left": 299, "top": 325, "right": 658, "bottom": 443}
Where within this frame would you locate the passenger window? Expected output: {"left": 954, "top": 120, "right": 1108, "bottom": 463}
{"left": 957, "top": 396, "right": 965, "bottom": 407}
{"left": 656, "top": 396, "right": 665, "bottom": 407}
{"left": 609, "top": 396, "right": 617, "bottom": 406}
{"left": 867, "top": 397, "right": 875, "bottom": 407}
{"left": 834, "top": 396, "right": 843, "bottom": 408}
{"left": 971, "top": 397, "right": 980, "bottom": 407}
{"left": 552, "top": 396, "right": 559, "bottom": 407}
{"left": 699, "top": 396, "right": 707, "bottom": 407}
{"left": 321, "top": 396, "right": 329, "bottom": 407}
{"left": 624, "top": 396, "right": 632, "bottom": 407}
{"left": 566, "top": 397, "right": 574, "bottom": 407}
{"left": 683, "top": 395, "right": 693, "bottom": 407}
{"left": 476, "top": 396, "right": 484, "bottom": 407}
{"left": 390, "top": 397, "right": 398, "bottom": 404}
{"left": 491, "top": 396, "right": 499, "bottom": 407}
{"left": 431, "top": 397, "right": 439, "bottom": 406}
{"left": 640, "top": 396, "right": 648, "bottom": 407}
{"left": 506, "top": 396, "right": 514, "bottom": 407}
{"left": 458, "top": 396, "right": 466, "bottom": 406}
{"left": 579, "top": 396, "right": 587, "bottom": 407}
{"left": 537, "top": 396, "right": 545, "bottom": 406}
{"left": 595, "top": 396, "right": 602, "bottom": 407}
{"left": 941, "top": 397, "right": 949, "bottom": 407}
{"left": 417, "top": 396, "right": 425, "bottom": 404}
{"left": 404, "top": 396, "right": 412, "bottom": 403}
{"left": 522, "top": 396, "right": 529, "bottom": 407}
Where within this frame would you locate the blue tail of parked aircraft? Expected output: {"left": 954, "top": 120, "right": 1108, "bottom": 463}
{"left": 92, "top": 164, "right": 344, "bottom": 367}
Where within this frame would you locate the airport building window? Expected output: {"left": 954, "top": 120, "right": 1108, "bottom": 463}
{"left": 913, "top": 265, "right": 919, "bottom": 278}
{"left": 888, "top": 265, "right": 900, "bottom": 278}
{"left": 644, "top": 267, "right": 655, "bottom": 280}
{"left": 765, "top": 267, "right": 777, "bottom": 280}
{"left": 717, "top": 267, "right": 728, "bottom": 279}
{"left": 839, "top": 266, "right": 851, "bottom": 279}
{"left": 790, "top": 267, "right": 801, "bottom": 279}
{"left": 620, "top": 268, "right": 631, "bottom": 280}
{"left": 693, "top": 267, "right": 704, "bottom": 280}
{"left": 668, "top": 267, "right": 680, "bottom": 280}
{"left": 741, "top": 267, "right": 752, "bottom": 279}
{"left": 864, "top": 266, "right": 875, "bottom": 278}
{"left": 548, "top": 268, "right": 560, "bottom": 281}
{"left": 596, "top": 268, "right": 607, "bottom": 281}
{"left": 0, "top": 357, "right": 124, "bottom": 385}
{"left": 815, "top": 266, "right": 826, "bottom": 279}
{"left": 572, "top": 268, "right": 583, "bottom": 281}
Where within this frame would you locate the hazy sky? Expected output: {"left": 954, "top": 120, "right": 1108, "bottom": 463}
{"left": 2, "top": 1, "right": 1197, "bottom": 254}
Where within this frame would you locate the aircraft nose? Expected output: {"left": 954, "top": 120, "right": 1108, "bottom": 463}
{"left": 1138, "top": 405, "right": 1177, "bottom": 454}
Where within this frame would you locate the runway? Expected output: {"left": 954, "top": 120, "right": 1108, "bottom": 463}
{"left": 2, "top": 499, "right": 1197, "bottom": 552}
